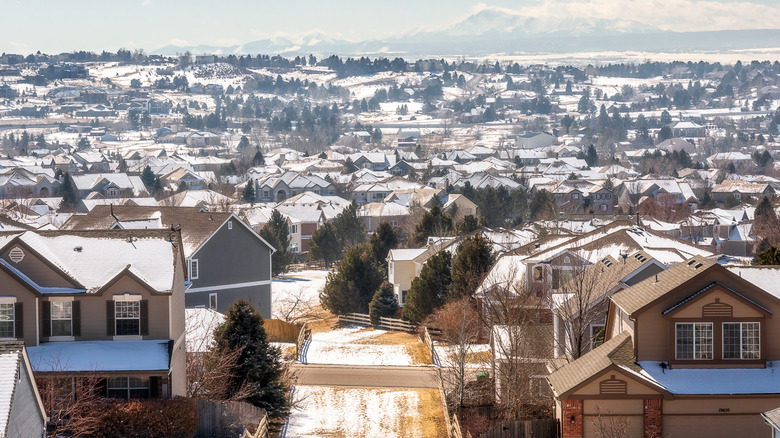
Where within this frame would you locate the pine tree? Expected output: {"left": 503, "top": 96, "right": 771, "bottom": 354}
{"left": 756, "top": 245, "right": 780, "bottom": 266}
{"left": 177, "top": 181, "right": 188, "bottom": 193}
{"left": 238, "top": 135, "right": 250, "bottom": 150}
{"left": 370, "top": 222, "right": 399, "bottom": 263}
{"left": 253, "top": 150, "right": 265, "bottom": 166}
{"left": 333, "top": 203, "right": 365, "bottom": 252}
{"left": 308, "top": 223, "right": 340, "bottom": 269}
{"left": 369, "top": 282, "right": 399, "bottom": 325}
{"left": 342, "top": 157, "right": 358, "bottom": 174}
{"left": 212, "top": 300, "right": 288, "bottom": 418}
{"left": 242, "top": 180, "right": 256, "bottom": 204}
{"left": 141, "top": 165, "right": 156, "bottom": 188}
{"left": 450, "top": 235, "right": 495, "bottom": 299}
{"left": 411, "top": 204, "right": 453, "bottom": 246}
{"left": 456, "top": 215, "right": 480, "bottom": 235}
{"left": 404, "top": 250, "right": 452, "bottom": 324}
{"left": 320, "top": 243, "right": 383, "bottom": 314}
{"left": 259, "top": 210, "right": 292, "bottom": 275}
{"left": 586, "top": 144, "right": 599, "bottom": 167}
{"left": 60, "top": 173, "right": 79, "bottom": 211}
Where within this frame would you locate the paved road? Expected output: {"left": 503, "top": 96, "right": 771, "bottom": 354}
{"left": 291, "top": 363, "right": 439, "bottom": 388}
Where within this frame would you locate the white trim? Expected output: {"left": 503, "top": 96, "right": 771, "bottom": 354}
{"left": 35, "top": 297, "right": 39, "bottom": 346}
{"left": 113, "top": 294, "right": 142, "bottom": 301}
{"left": 186, "top": 279, "right": 272, "bottom": 293}
{"left": 48, "top": 296, "right": 74, "bottom": 302}
{"left": 48, "top": 336, "right": 75, "bottom": 342}
{"left": 113, "top": 335, "right": 143, "bottom": 341}
{"left": 0, "top": 297, "right": 17, "bottom": 304}
{"left": 189, "top": 259, "right": 199, "bottom": 280}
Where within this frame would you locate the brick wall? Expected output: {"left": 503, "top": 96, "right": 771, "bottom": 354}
{"left": 643, "top": 399, "right": 663, "bottom": 438}
{"left": 562, "top": 400, "right": 583, "bottom": 438}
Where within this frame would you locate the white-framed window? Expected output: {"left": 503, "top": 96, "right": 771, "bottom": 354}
{"left": 572, "top": 193, "right": 579, "bottom": 200}
{"left": 599, "top": 203, "right": 608, "bottom": 212}
{"left": 107, "top": 187, "right": 119, "bottom": 198}
{"left": 188, "top": 259, "right": 199, "bottom": 280}
{"left": 51, "top": 301, "right": 73, "bottom": 337}
{"left": 591, "top": 324, "right": 606, "bottom": 350}
{"left": 209, "top": 293, "right": 218, "bottom": 310}
{"left": 675, "top": 322, "right": 713, "bottom": 360}
{"left": 227, "top": 221, "right": 233, "bottom": 230}
{"left": 0, "top": 303, "right": 14, "bottom": 338}
{"left": 263, "top": 190, "right": 270, "bottom": 198}
{"left": 115, "top": 301, "right": 141, "bottom": 336}
{"left": 289, "top": 224, "right": 298, "bottom": 234}
{"left": 723, "top": 322, "right": 760, "bottom": 360}
{"left": 290, "top": 242, "right": 299, "bottom": 253}
{"left": 734, "top": 192, "right": 741, "bottom": 199}
{"left": 107, "top": 377, "right": 150, "bottom": 400}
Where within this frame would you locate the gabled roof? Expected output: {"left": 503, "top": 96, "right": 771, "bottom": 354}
{"left": 610, "top": 257, "right": 717, "bottom": 316}
{"left": 0, "top": 342, "right": 46, "bottom": 436}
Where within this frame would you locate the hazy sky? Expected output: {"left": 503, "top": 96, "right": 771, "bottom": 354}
{"left": 1, "top": 0, "right": 779, "bottom": 53}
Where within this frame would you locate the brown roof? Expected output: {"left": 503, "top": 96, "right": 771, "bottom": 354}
{"left": 610, "top": 256, "right": 717, "bottom": 316}
{"left": 61, "top": 206, "right": 233, "bottom": 257}
{"left": 547, "top": 331, "right": 638, "bottom": 397}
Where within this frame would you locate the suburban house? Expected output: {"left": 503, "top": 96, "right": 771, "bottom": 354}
{"left": 0, "top": 229, "right": 187, "bottom": 399}
{"left": 387, "top": 248, "right": 429, "bottom": 306}
{"left": 60, "top": 206, "right": 276, "bottom": 317}
{"left": 0, "top": 341, "right": 47, "bottom": 437}
{"left": 671, "top": 121, "right": 706, "bottom": 138}
{"left": 252, "top": 172, "right": 334, "bottom": 202}
{"left": 516, "top": 132, "right": 554, "bottom": 149}
{"left": 547, "top": 258, "right": 780, "bottom": 438}
{"left": 275, "top": 205, "right": 326, "bottom": 254}
{"left": 711, "top": 179, "right": 775, "bottom": 205}
{"left": 70, "top": 173, "right": 148, "bottom": 199}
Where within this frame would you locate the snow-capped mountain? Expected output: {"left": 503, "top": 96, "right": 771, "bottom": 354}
{"left": 151, "top": 7, "right": 779, "bottom": 56}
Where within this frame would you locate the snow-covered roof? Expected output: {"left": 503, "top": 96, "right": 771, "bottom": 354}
{"left": 388, "top": 248, "right": 427, "bottom": 262}
{"left": 0, "top": 350, "right": 20, "bottom": 437}
{"left": 636, "top": 360, "right": 780, "bottom": 395}
{"left": 185, "top": 308, "right": 225, "bottom": 353}
{"left": 28, "top": 340, "right": 170, "bottom": 372}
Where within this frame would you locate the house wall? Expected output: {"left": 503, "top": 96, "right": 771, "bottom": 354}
{"left": 0, "top": 270, "right": 39, "bottom": 345}
{"left": 389, "top": 260, "right": 420, "bottom": 306}
{"left": 6, "top": 360, "right": 45, "bottom": 438}
{"left": 1, "top": 244, "right": 78, "bottom": 288}
{"left": 187, "top": 219, "right": 272, "bottom": 317}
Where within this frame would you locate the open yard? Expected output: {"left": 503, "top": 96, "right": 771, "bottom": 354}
{"left": 284, "top": 386, "right": 446, "bottom": 438}
{"left": 301, "top": 325, "right": 431, "bottom": 366}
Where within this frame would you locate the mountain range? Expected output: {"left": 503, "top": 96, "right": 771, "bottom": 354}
{"left": 151, "top": 7, "right": 780, "bottom": 57}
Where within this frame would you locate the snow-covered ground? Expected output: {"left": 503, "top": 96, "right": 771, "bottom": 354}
{"left": 284, "top": 385, "right": 445, "bottom": 438}
{"left": 433, "top": 343, "right": 492, "bottom": 368}
{"left": 301, "top": 326, "right": 424, "bottom": 366}
{"left": 271, "top": 269, "right": 330, "bottom": 320}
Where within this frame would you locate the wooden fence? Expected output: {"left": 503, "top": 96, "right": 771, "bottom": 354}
{"left": 338, "top": 312, "right": 416, "bottom": 332}
{"left": 478, "top": 419, "right": 559, "bottom": 438}
{"left": 264, "top": 319, "right": 303, "bottom": 343}
{"left": 194, "top": 399, "right": 267, "bottom": 438}
{"left": 241, "top": 412, "right": 269, "bottom": 438}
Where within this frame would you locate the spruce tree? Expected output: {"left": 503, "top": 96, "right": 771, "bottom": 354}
{"left": 320, "top": 243, "right": 383, "bottom": 314}
{"left": 308, "top": 222, "right": 340, "bottom": 269}
{"left": 404, "top": 250, "right": 452, "bottom": 324}
{"left": 411, "top": 203, "right": 453, "bottom": 247}
{"left": 370, "top": 222, "right": 399, "bottom": 262}
{"left": 242, "top": 180, "right": 256, "bottom": 204}
{"left": 259, "top": 210, "right": 292, "bottom": 275}
{"left": 333, "top": 202, "right": 366, "bottom": 252}
{"left": 253, "top": 150, "right": 265, "bottom": 166}
{"left": 369, "top": 282, "right": 399, "bottom": 325}
{"left": 342, "top": 157, "right": 358, "bottom": 174}
{"left": 212, "top": 300, "right": 288, "bottom": 418}
{"left": 60, "top": 173, "right": 79, "bottom": 211}
{"left": 450, "top": 234, "right": 495, "bottom": 299}
{"left": 141, "top": 165, "right": 156, "bottom": 188}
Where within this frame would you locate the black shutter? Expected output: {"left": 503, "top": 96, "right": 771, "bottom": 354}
{"left": 149, "top": 376, "right": 160, "bottom": 398}
{"left": 140, "top": 300, "right": 149, "bottom": 336}
{"left": 14, "top": 302, "right": 22, "bottom": 339}
{"left": 41, "top": 301, "right": 51, "bottom": 338}
{"left": 106, "top": 301, "right": 115, "bottom": 336}
{"left": 72, "top": 301, "right": 81, "bottom": 337}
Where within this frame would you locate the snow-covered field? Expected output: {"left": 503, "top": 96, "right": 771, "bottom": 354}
{"left": 271, "top": 270, "right": 330, "bottom": 320}
{"left": 433, "top": 343, "right": 492, "bottom": 369}
{"left": 301, "top": 326, "right": 427, "bottom": 366}
{"left": 284, "top": 386, "right": 446, "bottom": 438}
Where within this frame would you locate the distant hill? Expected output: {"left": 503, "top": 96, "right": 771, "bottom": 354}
{"left": 152, "top": 8, "right": 780, "bottom": 57}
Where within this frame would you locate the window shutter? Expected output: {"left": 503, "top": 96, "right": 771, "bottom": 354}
{"left": 72, "top": 301, "right": 81, "bottom": 337}
{"left": 149, "top": 376, "right": 160, "bottom": 398}
{"left": 42, "top": 301, "right": 51, "bottom": 338}
{"left": 106, "top": 301, "right": 115, "bottom": 336}
{"left": 140, "top": 300, "right": 149, "bottom": 336}
{"left": 14, "top": 302, "right": 22, "bottom": 339}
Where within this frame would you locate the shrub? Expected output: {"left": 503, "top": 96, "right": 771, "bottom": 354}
{"left": 90, "top": 397, "right": 197, "bottom": 438}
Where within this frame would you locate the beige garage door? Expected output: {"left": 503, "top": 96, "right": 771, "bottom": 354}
{"left": 664, "top": 415, "right": 768, "bottom": 438}
{"left": 583, "top": 415, "right": 644, "bottom": 437}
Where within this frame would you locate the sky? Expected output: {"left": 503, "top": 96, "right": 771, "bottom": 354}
{"left": 1, "top": 0, "right": 779, "bottom": 53}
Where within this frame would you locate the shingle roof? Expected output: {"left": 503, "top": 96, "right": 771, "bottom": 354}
{"left": 610, "top": 256, "right": 717, "bottom": 316}
{"left": 0, "top": 344, "right": 21, "bottom": 438}
{"left": 547, "top": 331, "right": 636, "bottom": 397}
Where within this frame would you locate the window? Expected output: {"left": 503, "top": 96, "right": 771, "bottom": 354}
{"left": 723, "top": 322, "right": 760, "bottom": 359}
{"left": 599, "top": 204, "right": 608, "bottom": 212}
{"left": 209, "top": 293, "right": 218, "bottom": 310}
{"left": 675, "top": 322, "right": 713, "bottom": 360}
{"left": 591, "top": 324, "right": 606, "bottom": 349}
{"left": 533, "top": 266, "right": 543, "bottom": 281}
{"left": 289, "top": 225, "right": 298, "bottom": 234}
{"left": 401, "top": 290, "right": 408, "bottom": 305}
{"left": 51, "top": 301, "right": 72, "bottom": 337}
{"left": 0, "top": 303, "right": 13, "bottom": 338}
{"left": 188, "top": 259, "right": 199, "bottom": 280}
{"left": 263, "top": 190, "right": 269, "bottom": 198}
{"left": 115, "top": 301, "right": 140, "bottom": 336}
{"left": 571, "top": 193, "right": 579, "bottom": 200}
{"left": 227, "top": 221, "right": 232, "bottom": 230}
{"left": 107, "top": 377, "right": 150, "bottom": 400}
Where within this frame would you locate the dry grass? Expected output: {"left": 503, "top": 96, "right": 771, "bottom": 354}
{"left": 465, "top": 350, "right": 493, "bottom": 364}
{"left": 406, "top": 343, "right": 434, "bottom": 366}
{"left": 305, "top": 306, "right": 339, "bottom": 333}
{"left": 355, "top": 329, "right": 419, "bottom": 345}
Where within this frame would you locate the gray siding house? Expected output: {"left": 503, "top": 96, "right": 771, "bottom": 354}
{"left": 61, "top": 206, "right": 275, "bottom": 317}
{"left": 0, "top": 342, "right": 47, "bottom": 438}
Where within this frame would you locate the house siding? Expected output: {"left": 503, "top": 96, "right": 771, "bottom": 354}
{"left": 187, "top": 284, "right": 271, "bottom": 317}
{"left": 6, "top": 360, "right": 45, "bottom": 438}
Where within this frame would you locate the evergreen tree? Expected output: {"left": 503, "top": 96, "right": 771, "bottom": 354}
{"left": 753, "top": 238, "right": 771, "bottom": 264}
{"left": 342, "top": 157, "right": 358, "bottom": 174}
{"left": 369, "top": 282, "right": 399, "bottom": 325}
{"left": 212, "top": 300, "right": 287, "bottom": 418}
{"left": 456, "top": 215, "right": 480, "bottom": 235}
{"left": 529, "top": 189, "right": 555, "bottom": 221}
{"left": 411, "top": 204, "right": 453, "bottom": 246}
{"left": 369, "top": 222, "right": 399, "bottom": 263}
{"left": 308, "top": 223, "right": 340, "bottom": 269}
{"left": 141, "top": 165, "right": 156, "bottom": 188}
{"left": 404, "top": 250, "right": 452, "bottom": 324}
{"left": 77, "top": 136, "right": 90, "bottom": 150}
{"left": 238, "top": 135, "right": 250, "bottom": 150}
{"left": 586, "top": 144, "right": 599, "bottom": 167}
{"left": 259, "top": 210, "right": 292, "bottom": 275}
{"left": 320, "top": 243, "right": 383, "bottom": 314}
{"left": 756, "top": 245, "right": 780, "bottom": 266}
{"left": 176, "top": 181, "right": 188, "bottom": 193}
{"left": 333, "top": 203, "right": 366, "bottom": 252}
{"left": 253, "top": 150, "right": 265, "bottom": 166}
{"left": 754, "top": 196, "right": 778, "bottom": 243}
{"left": 449, "top": 235, "right": 495, "bottom": 299}
{"left": 243, "top": 180, "right": 256, "bottom": 203}
{"left": 60, "top": 172, "right": 79, "bottom": 211}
